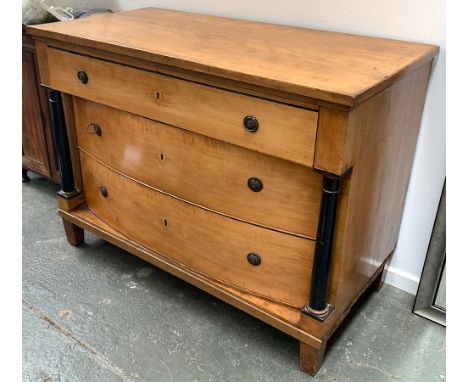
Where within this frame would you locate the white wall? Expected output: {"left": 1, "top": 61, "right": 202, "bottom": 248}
{"left": 64, "top": 0, "right": 446, "bottom": 294}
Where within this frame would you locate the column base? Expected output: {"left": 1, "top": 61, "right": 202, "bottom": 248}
{"left": 57, "top": 189, "right": 81, "bottom": 199}
{"left": 301, "top": 304, "right": 335, "bottom": 322}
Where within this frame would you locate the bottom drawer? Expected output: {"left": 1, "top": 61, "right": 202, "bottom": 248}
{"left": 80, "top": 152, "right": 315, "bottom": 307}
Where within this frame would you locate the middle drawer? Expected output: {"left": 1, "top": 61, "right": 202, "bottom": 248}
{"left": 74, "top": 98, "right": 322, "bottom": 238}
{"left": 80, "top": 152, "right": 315, "bottom": 307}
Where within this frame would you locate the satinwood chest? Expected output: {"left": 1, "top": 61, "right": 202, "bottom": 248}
{"left": 27, "top": 8, "right": 438, "bottom": 375}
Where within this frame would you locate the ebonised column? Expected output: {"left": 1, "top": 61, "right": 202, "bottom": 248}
{"left": 48, "top": 90, "right": 79, "bottom": 198}
{"left": 302, "top": 173, "right": 341, "bottom": 321}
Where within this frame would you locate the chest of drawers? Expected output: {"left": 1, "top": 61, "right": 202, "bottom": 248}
{"left": 27, "top": 8, "right": 438, "bottom": 375}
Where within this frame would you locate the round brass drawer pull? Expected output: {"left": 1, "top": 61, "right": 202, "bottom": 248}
{"left": 87, "top": 123, "right": 102, "bottom": 136}
{"left": 77, "top": 70, "right": 88, "bottom": 84}
{"left": 99, "top": 186, "right": 108, "bottom": 198}
{"left": 247, "top": 253, "right": 261, "bottom": 266}
{"left": 243, "top": 115, "right": 259, "bottom": 132}
{"left": 247, "top": 177, "right": 263, "bottom": 192}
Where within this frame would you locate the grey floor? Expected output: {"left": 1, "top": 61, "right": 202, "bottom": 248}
{"left": 22, "top": 174, "right": 446, "bottom": 382}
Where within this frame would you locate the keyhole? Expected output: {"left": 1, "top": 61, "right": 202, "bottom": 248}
{"left": 164, "top": 218, "right": 168, "bottom": 227}
{"left": 160, "top": 153, "right": 164, "bottom": 160}
{"left": 154, "top": 90, "right": 162, "bottom": 103}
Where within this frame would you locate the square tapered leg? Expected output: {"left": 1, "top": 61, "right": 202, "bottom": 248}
{"left": 299, "top": 341, "right": 327, "bottom": 376}
{"left": 62, "top": 219, "right": 84, "bottom": 246}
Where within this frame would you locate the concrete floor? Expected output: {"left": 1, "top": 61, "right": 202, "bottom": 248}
{"left": 22, "top": 174, "right": 446, "bottom": 382}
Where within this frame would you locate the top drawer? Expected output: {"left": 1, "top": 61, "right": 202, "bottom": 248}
{"left": 42, "top": 47, "right": 319, "bottom": 166}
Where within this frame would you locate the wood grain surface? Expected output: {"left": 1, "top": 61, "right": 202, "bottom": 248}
{"left": 336, "top": 62, "right": 433, "bottom": 305}
{"left": 27, "top": 8, "right": 438, "bottom": 107}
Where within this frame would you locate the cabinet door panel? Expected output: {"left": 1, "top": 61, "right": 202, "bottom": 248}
{"left": 22, "top": 49, "right": 51, "bottom": 177}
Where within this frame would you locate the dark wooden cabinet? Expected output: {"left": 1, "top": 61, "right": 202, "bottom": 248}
{"left": 22, "top": 27, "right": 60, "bottom": 183}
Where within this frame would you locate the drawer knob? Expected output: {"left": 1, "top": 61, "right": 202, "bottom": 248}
{"left": 77, "top": 70, "right": 88, "bottom": 84}
{"left": 243, "top": 115, "right": 259, "bottom": 133}
{"left": 247, "top": 253, "right": 261, "bottom": 266}
{"left": 99, "top": 186, "right": 108, "bottom": 198}
{"left": 247, "top": 177, "right": 263, "bottom": 192}
{"left": 87, "top": 123, "right": 102, "bottom": 137}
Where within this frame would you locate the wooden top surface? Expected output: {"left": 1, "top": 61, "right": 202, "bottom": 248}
{"left": 27, "top": 7, "right": 438, "bottom": 107}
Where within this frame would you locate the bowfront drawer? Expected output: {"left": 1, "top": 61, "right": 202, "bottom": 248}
{"left": 45, "top": 47, "right": 319, "bottom": 166}
{"left": 80, "top": 153, "right": 314, "bottom": 307}
{"left": 74, "top": 99, "right": 322, "bottom": 238}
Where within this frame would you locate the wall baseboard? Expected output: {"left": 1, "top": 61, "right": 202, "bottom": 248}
{"left": 383, "top": 265, "right": 420, "bottom": 295}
